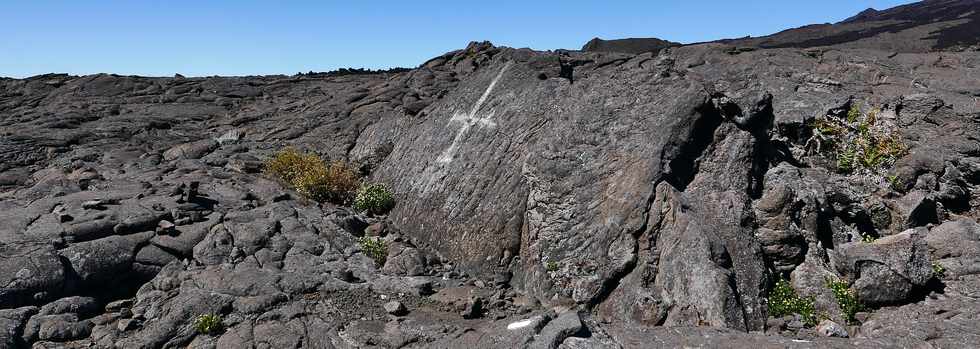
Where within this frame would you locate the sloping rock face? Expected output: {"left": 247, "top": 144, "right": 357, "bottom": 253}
{"left": 3, "top": 2, "right": 980, "bottom": 348}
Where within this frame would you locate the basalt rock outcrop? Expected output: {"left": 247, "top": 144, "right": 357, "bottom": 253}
{"left": 3, "top": 1, "right": 980, "bottom": 348}
{"left": 581, "top": 37, "right": 679, "bottom": 55}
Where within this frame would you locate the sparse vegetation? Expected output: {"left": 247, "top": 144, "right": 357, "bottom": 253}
{"left": 358, "top": 236, "right": 388, "bottom": 267}
{"left": 826, "top": 278, "right": 862, "bottom": 324}
{"left": 264, "top": 147, "right": 360, "bottom": 204}
{"left": 293, "top": 160, "right": 360, "bottom": 204}
{"left": 264, "top": 147, "right": 316, "bottom": 183}
{"left": 807, "top": 102, "right": 909, "bottom": 180}
{"left": 861, "top": 232, "right": 878, "bottom": 243}
{"left": 768, "top": 279, "right": 817, "bottom": 326}
{"left": 886, "top": 174, "right": 902, "bottom": 191}
{"left": 847, "top": 103, "right": 862, "bottom": 123}
{"left": 932, "top": 262, "right": 947, "bottom": 279}
{"left": 545, "top": 261, "right": 559, "bottom": 272}
{"left": 836, "top": 146, "right": 856, "bottom": 173}
{"left": 354, "top": 183, "right": 395, "bottom": 215}
{"left": 193, "top": 313, "right": 222, "bottom": 335}
{"left": 813, "top": 118, "right": 845, "bottom": 137}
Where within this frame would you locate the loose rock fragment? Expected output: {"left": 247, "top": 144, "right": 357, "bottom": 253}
{"left": 816, "top": 320, "right": 848, "bottom": 338}
{"left": 384, "top": 301, "right": 408, "bottom": 316}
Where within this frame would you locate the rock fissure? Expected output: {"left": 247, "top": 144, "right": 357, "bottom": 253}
{"left": 663, "top": 98, "right": 724, "bottom": 191}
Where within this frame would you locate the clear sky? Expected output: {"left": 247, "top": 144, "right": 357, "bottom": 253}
{"left": 1, "top": 1, "right": 916, "bottom": 78}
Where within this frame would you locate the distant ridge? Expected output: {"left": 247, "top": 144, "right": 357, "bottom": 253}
{"left": 581, "top": 37, "right": 679, "bottom": 54}
{"left": 716, "top": 0, "right": 980, "bottom": 52}
{"left": 586, "top": 0, "right": 980, "bottom": 53}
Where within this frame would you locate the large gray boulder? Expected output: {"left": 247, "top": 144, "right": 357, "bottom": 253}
{"left": 0, "top": 307, "right": 37, "bottom": 348}
{"left": 926, "top": 219, "right": 980, "bottom": 277}
{"left": 833, "top": 229, "right": 933, "bottom": 305}
{"left": 0, "top": 247, "right": 67, "bottom": 308}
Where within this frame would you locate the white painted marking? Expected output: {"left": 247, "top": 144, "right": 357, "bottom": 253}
{"left": 436, "top": 62, "right": 512, "bottom": 163}
{"left": 506, "top": 318, "right": 534, "bottom": 330}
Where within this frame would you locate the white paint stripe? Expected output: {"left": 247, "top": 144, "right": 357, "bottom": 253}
{"left": 468, "top": 62, "right": 512, "bottom": 117}
{"left": 506, "top": 318, "right": 534, "bottom": 330}
{"left": 436, "top": 62, "right": 512, "bottom": 163}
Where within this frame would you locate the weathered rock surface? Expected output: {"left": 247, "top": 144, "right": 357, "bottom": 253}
{"left": 3, "top": 1, "right": 980, "bottom": 347}
{"left": 834, "top": 230, "right": 933, "bottom": 306}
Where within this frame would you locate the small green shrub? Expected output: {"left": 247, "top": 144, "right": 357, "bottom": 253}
{"left": 264, "top": 148, "right": 360, "bottom": 204}
{"left": 354, "top": 183, "right": 395, "bottom": 215}
{"left": 858, "top": 142, "right": 884, "bottom": 168}
{"left": 826, "top": 278, "right": 862, "bottom": 324}
{"left": 860, "top": 232, "right": 877, "bottom": 243}
{"left": 358, "top": 236, "right": 388, "bottom": 267}
{"left": 264, "top": 147, "right": 317, "bottom": 183}
{"left": 836, "top": 147, "right": 855, "bottom": 173}
{"left": 545, "top": 261, "right": 559, "bottom": 272}
{"left": 812, "top": 118, "right": 844, "bottom": 137}
{"left": 932, "top": 262, "right": 946, "bottom": 279}
{"left": 846, "top": 103, "right": 861, "bottom": 123}
{"left": 887, "top": 174, "right": 902, "bottom": 191}
{"left": 768, "top": 279, "right": 817, "bottom": 326}
{"left": 193, "top": 313, "right": 222, "bottom": 335}
{"left": 808, "top": 102, "right": 908, "bottom": 180}
{"left": 293, "top": 160, "right": 360, "bottom": 204}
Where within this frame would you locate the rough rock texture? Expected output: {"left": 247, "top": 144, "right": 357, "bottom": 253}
{"left": 834, "top": 229, "right": 933, "bottom": 306}
{"left": 3, "top": 1, "right": 980, "bottom": 347}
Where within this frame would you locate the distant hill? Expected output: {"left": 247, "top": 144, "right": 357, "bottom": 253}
{"left": 587, "top": 0, "right": 980, "bottom": 53}
{"left": 581, "top": 37, "right": 679, "bottom": 54}
{"left": 717, "top": 0, "right": 980, "bottom": 52}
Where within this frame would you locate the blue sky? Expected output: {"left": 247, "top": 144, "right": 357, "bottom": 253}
{"left": 0, "top": 1, "right": 915, "bottom": 78}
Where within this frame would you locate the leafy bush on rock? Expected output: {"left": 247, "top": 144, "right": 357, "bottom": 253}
{"left": 264, "top": 147, "right": 360, "bottom": 204}
{"left": 358, "top": 236, "right": 388, "bottom": 267}
{"left": 193, "top": 313, "right": 222, "bottom": 335}
{"left": 354, "top": 183, "right": 395, "bottom": 215}
{"left": 932, "top": 262, "right": 947, "bottom": 279}
{"left": 826, "top": 278, "right": 863, "bottom": 324}
{"left": 768, "top": 279, "right": 817, "bottom": 326}
{"left": 807, "top": 103, "right": 908, "bottom": 179}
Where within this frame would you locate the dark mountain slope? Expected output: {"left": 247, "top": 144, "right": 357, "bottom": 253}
{"left": 591, "top": 0, "right": 980, "bottom": 53}
{"left": 720, "top": 0, "right": 980, "bottom": 52}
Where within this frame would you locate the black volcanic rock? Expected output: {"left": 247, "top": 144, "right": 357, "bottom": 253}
{"left": 716, "top": 0, "right": 980, "bottom": 52}
{"left": 2, "top": 1, "right": 980, "bottom": 348}
{"left": 581, "top": 37, "right": 679, "bottom": 54}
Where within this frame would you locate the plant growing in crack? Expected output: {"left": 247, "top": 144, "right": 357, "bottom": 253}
{"left": 194, "top": 313, "right": 223, "bottom": 335}
{"left": 860, "top": 232, "right": 878, "bottom": 243}
{"left": 932, "top": 262, "right": 947, "bottom": 279}
{"left": 826, "top": 277, "right": 863, "bottom": 324}
{"left": 886, "top": 174, "right": 902, "bottom": 191}
{"left": 806, "top": 102, "right": 908, "bottom": 181}
{"left": 354, "top": 183, "right": 395, "bottom": 215}
{"left": 358, "top": 236, "right": 388, "bottom": 267}
{"left": 768, "top": 278, "right": 817, "bottom": 326}
{"left": 847, "top": 102, "right": 862, "bottom": 123}
{"left": 545, "top": 260, "right": 559, "bottom": 272}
